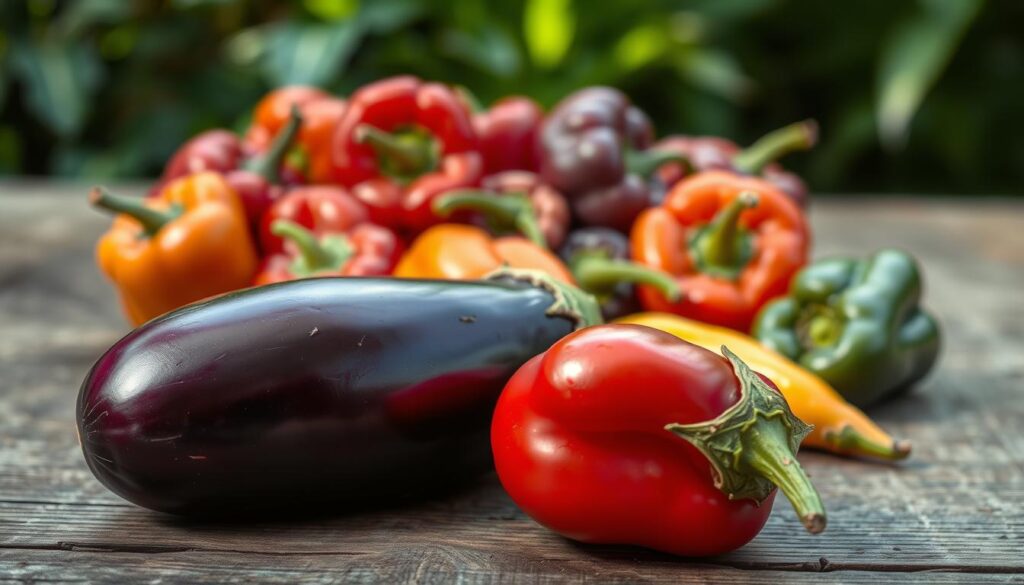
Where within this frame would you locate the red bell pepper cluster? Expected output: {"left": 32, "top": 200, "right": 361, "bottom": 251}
{"left": 145, "top": 76, "right": 816, "bottom": 329}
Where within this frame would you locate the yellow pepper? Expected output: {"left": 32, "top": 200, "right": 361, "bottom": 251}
{"left": 617, "top": 312, "right": 911, "bottom": 460}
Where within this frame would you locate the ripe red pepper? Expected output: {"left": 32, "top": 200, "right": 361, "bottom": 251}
{"left": 473, "top": 96, "right": 543, "bottom": 174}
{"left": 538, "top": 87, "right": 682, "bottom": 232}
{"left": 655, "top": 121, "right": 817, "bottom": 208}
{"left": 259, "top": 185, "right": 369, "bottom": 255}
{"left": 492, "top": 324, "right": 826, "bottom": 557}
{"left": 435, "top": 171, "right": 571, "bottom": 250}
{"left": 331, "top": 76, "right": 483, "bottom": 232}
{"left": 156, "top": 108, "right": 303, "bottom": 234}
{"left": 253, "top": 219, "right": 402, "bottom": 285}
{"left": 244, "top": 86, "right": 347, "bottom": 184}
{"left": 631, "top": 170, "right": 810, "bottom": 331}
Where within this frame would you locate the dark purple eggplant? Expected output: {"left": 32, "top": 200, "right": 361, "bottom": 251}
{"left": 77, "top": 271, "right": 600, "bottom": 516}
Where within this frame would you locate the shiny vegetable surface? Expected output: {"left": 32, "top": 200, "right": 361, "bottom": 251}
{"left": 619, "top": 312, "right": 912, "bottom": 460}
{"left": 631, "top": 170, "right": 810, "bottom": 331}
{"left": 91, "top": 173, "right": 258, "bottom": 326}
{"left": 655, "top": 120, "right": 818, "bottom": 207}
{"left": 77, "top": 272, "right": 601, "bottom": 515}
{"left": 331, "top": 75, "right": 482, "bottom": 232}
{"left": 493, "top": 324, "right": 825, "bottom": 557}
{"left": 754, "top": 249, "right": 941, "bottom": 408}
{"left": 538, "top": 87, "right": 680, "bottom": 231}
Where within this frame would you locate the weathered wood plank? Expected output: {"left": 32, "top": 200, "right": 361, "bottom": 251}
{"left": 2, "top": 549, "right": 1023, "bottom": 585}
{"left": 1, "top": 185, "right": 1023, "bottom": 583}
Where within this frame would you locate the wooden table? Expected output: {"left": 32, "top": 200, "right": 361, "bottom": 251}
{"left": 1, "top": 183, "right": 1022, "bottom": 584}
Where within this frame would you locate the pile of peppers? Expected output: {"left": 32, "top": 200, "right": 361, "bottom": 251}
{"left": 84, "top": 75, "right": 941, "bottom": 557}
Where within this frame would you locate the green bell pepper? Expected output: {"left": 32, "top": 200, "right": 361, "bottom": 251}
{"left": 753, "top": 249, "right": 940, "bottom": 408}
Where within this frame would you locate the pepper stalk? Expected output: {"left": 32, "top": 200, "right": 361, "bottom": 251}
{"left": 270, "top": 219, "right": 353, "bottom": 277}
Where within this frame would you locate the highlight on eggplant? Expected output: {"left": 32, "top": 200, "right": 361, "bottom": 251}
{"left": 76, "top": 270, "right": 601, "bottom": 516}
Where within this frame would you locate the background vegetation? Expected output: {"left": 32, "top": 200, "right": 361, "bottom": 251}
{"left": 1, "top": 0, "right": 1020, "bottom": 194}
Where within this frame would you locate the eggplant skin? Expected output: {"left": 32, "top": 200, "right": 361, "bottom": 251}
{"left": 77, "top": 277, "right": 575, "bottom": 515}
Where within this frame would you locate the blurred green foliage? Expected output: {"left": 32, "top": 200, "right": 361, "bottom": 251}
{"left": 1, "top": 0, "right": 1021, "bottom": 194}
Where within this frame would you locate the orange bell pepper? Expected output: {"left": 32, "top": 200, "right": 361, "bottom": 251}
{"left": 393, "top": 224, "right": 574, "bottom": 283}
{"left": 631, "top": 170, "right": 809, "bottom": 331}
{"left": 91, "top": 172, "right": 259, "bottom": 326}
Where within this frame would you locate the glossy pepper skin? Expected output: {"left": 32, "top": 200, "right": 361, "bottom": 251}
{"left": 393, "top": 224, "right": 575, "bottom": 284}
{"left": 244, "top": 86, "right": 347, "bottom": 184}
{"left": 331, "top": 76, "right": 482, "bottom": 232}
{"left": 439, "top": 171, "right": 571, "bottom": 250}
{"left": 259, "top": 185, "right": 369, "bottom": 255}
{"left": 493, "top": 324, "right": 825, "bottom": 557}
{"left": 474, "top": 96, "right": 543, "bottom": 174}
{"left": 560, "top": 227, "right": 680, "bottom": 321}
{"left": 77, "top": 271, "right": 601, "bottom": 515}
{"left": 156, "top": 107, "right": 304, "bottom": 231}
{"left": 655, "top": 120, "right": 818, "bottom": 208}
{"left": 619, "top": 312, "right": 912, "bottom": 460}
{"left": 632, "top": 170, "right": 810, "bottom": 331}
{"left": 253, "top": 219, "right": 403, "bottom": 285}
{"left": 538, "top": 87, "right": 680, "bottom": 232}
{"left": 91, "top": 173, "right": 259, "bottom": 326}
{"left": 754, "top": 249, "right": 941, "bottom": 408}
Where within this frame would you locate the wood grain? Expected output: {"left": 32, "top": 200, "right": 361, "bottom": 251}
{"left": 1, "top": 183, "right": 1023, "bottom": 583}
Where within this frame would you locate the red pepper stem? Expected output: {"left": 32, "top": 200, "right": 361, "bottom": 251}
{"left": 270, "top": 219, "right": 350, "bottom": 274}
{"left": 89, "top": 187, "right": 176, "bottom": 236}
{"left": 355, "top": 124, "right": 435, "bottom": 177}
{"left": 433, "top": 191, "right": 548, "bottom": 248}
{"left": 245, "top": 105, "right": 303, "bottom": 182}
{"left": 742, "top": 419, "right": 827, "bottom": 534}
{"left": 697, "top": 192, "right": 758, "bottom": 269}
{"left": 732, "top": 120, "right": 818, "bottom": 175}
{"left": 666, "top": 347, "right": 826, "bottom": 534}
{"left": 625, "top": 148, "right": 691, "bottom": 179}
{"left": 570, "top": 252, "right": 681, "bottom": 301}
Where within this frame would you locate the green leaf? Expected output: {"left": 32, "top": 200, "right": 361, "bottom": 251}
{"left": 523, "top": 0, "right": 574, "bottom": 69}
{"left": 358, "top": 0, "right": 425, "bottom": 33}
{"left": 673, "top": 47, "right": 753, "bottom": 103}
{"left": 613, "top": 23, "right": 670, "bottom": 71}
{"left": 10, "top": 37, "right": 103, "bottom": 137}
{"left": 305, "top": 0, "right": 359, "bottom": 22}
{"left": 54, "top": 0, "right": 131, "bottom": 37}
{"left": 261, "top": 20, "right": 363, "bottom": 87}
{"left": 876, "top": 0, "right": 983, "bottom": 150}
{"left": 440, "top": 25, "right": 520, "bottom": 77}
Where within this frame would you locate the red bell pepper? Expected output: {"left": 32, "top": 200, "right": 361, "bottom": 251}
{"left": 253, "top": 219, "right": 402, "bottom": 285}
{"left": 259, "top": 185, "right": 370, "bottom": 255}
{"left": 156, "top": 107, "right": 303, "bottom": 234}
{"left": 654, "top": 120, "right": 817, "bottom": 208}
{"left": 331, "top": 76, "right": 483, "bottom": 232}
{"left": 631, "top": 170, "right": 810, "bottom": 331}
{"left": 244, "top": 85, "right": 346, "bottom": 184}
{"left": 492, "top": 324, "right": 826, "bottom": 557}
{"left": 433, "top": 171, "right": 571, "bottom": 250}
{"left": 473, "top": 96, "right": 543, "bottom": 174}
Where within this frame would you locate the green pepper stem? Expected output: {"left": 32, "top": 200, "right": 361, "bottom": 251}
{"left": 433, "top": 191, "right": 548, "bottom": 248}
{"left": 454, "top": 85, "right": 484, "bottom": 114}
{"left": 825, "top": 425, "right": 912, "bottom": 461}
{"left": 245, "top": 105, "right": 303, "bottom": 182}
{"left": 743, "top": 421, "right": 827, "bottom": 534}
{"left": 624, "top": 148, "right": 691, "bottom": 178}
{"left": 270, "top": 219, "right": 344, "bottom": 272}
{"left": 355, "top": 124, "right": 435, "bottom": 177}
{"left": 732, "top": 120, "right": 818, "bottom": 175}
{"left": 570, "top": 252, "right": 681, "bottom": 301}
{"left": 696, "top": 192, "right": 758, "bottom": 268}
{"left": 89, "top": 187, "right": 176, "bottom": 236}
{"left": 666, "top": 347, "right": 825, "bottom": 534}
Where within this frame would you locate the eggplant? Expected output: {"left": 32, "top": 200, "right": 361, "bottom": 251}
{"left": 77, "top": 271, "right": 600, "bottom": 515}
